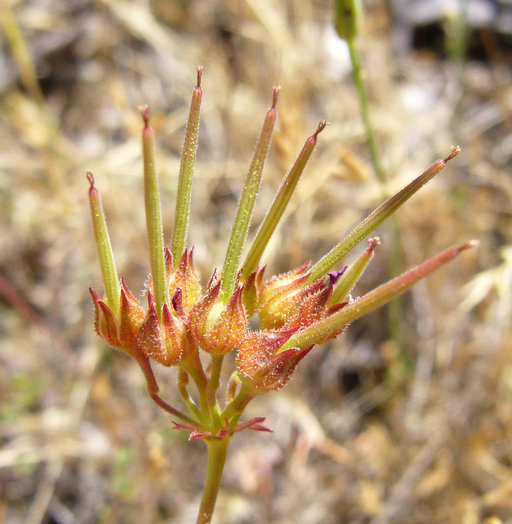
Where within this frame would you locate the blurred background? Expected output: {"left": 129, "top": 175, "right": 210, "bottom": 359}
{"left": 1, "top": 0, "right": 511, "bottom": 522}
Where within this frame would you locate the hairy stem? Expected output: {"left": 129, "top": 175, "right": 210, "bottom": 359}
{"left": 220, "top": 87, "right": 279, "bottom": 301}
{"left": 87, "top": 172, "right": 120, "bottom": 312}
{"left": 308, "top": 147, "right": 460, "bottom": 282}
{"left": 136, "top": 353, "right": 199, "bottom": 426}
{"left": 149, "top": 392, "right": 200, "bottom": 427}
{"left": 196, "top": 437, "right": 230, "bottom": 524}
{"left": 208, "top": 355, "right": 224, "bottom": 408}
{"left": 172, "top": 66, "right": 203, "bottom": 263}
{"left": 178, "top": 369, "right": 203, "bottom": 421}
{"left": 242, "top": 121, "right": 326, "bottom": 276}
{"left": 221, "top": 382, "right": 254, "bottom": 422}
{"left": 141, "top": 106, "right": 168, "bottom": 318}
{"left": 283, "top": 241, "right": 477, "bottom": 351}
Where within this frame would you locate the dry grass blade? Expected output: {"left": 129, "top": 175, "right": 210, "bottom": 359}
{"left": 1, "top": 1, "right": 510, "bottom": 523}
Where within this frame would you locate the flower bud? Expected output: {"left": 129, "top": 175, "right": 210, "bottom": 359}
{"left": 257, "top": 262, "right": 312, "bottom": 329}
{"left": 166, "top": 247, "right": 202, "bottom": 313}
{"left": 236, "top": 329, "right": 313, "bottom": 393}
{"left": 90, "top": 278, "right": 145, "bottom": 355}
{"left": 137, "top": 289, "right": 184, "bottom": 366}
{"left": 90, "top": 288, "right": 120, "bottom": 348}
{"left": 283, "top": 276, "right": 346, "bottom": 333}
{"left": 189, "top": 275, "right": 247, "bottom": 355}
{"left": 334, "top": 0, "right": 362, "bottom": 42}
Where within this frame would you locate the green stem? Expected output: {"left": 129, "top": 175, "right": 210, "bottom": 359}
{"left": 330, "top": 237, "right": 378, "bottom": 305}
{"left": 172, "top": 66, "right": 203, "bottom": 263}
{"left": 181, "top": 351, "right": 215, "bottom": 427}
{"left": 141, "top": 106, "right": 168, "bottom": 318}
{"left": 149, "top": 392, "right": 200, "bottom": 427}
{"left": 282, "top": 240, "right": 477, "bottom": 352}
{"left": 221, "top": 382, "right": 254, "bottom": 422}
{"left": 347, "top": 38, "right": 386, "bottom": 186}
{"left": 208, "top": 355, "right": 224, "bottom": 407}
{"left": 226, "top": 372, "right": 241, "bottom": 403}
{"left": 242, "top": 121, "right": 326, "bottom": 277}
{"left": 87, "top": 172, "right": 120, "bottom": 313}
{"left": 202, "top": 355, "right": 224, "bottom": 429}
{"left": 346, "top": 36, "right": 406, "bottom": 353}
{"left": 220, "top": 87, "right": 279, "bottom": 302}
{"left": 188, "top": 366, "right": 210, "bottom": 418}
{"left": 178, "top": 369, "right": 203, "bottom": 421}
{"left": 136, "top": 353, "right": 200, "bottom": 426}
{"left": 308, "top": 147, "right": 460, "bottom": 282}
{"left": 196, "top": 437, "right": 231, "bottom": 524}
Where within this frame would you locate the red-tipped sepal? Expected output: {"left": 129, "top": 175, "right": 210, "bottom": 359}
{"left": 118, "top": 278, "right": 146, "bottom": 348}
{"left": 172, "top": 416, "right": 272, "bottom": 440}
{"left": 236, "top": 328, "right": 313, "bottom": 393}
{"left": 90, "top": 288, "right": 120, "bottom": 347}
{"left": 166, "top": 247, "right": 202, "bottom": 314}
{"left": 257, "top": 262, "right": 312, "bottom": 329}
{"left": 137, "top": 289, "right": 184, "bottom": 366}
{"left": 90, "top": 283, "right": 145, "bottom": 355}
{"left": 234, "top": 416, "right": 272, "bottom": 433}
{"left": 189, "top": 276, "right": 247, "bottom": 355}
{"left": 283, "top": 275, "right": 348, "bottom": 341}
{"left": 280, "top": 240, "right": 478, "bottom": 353}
